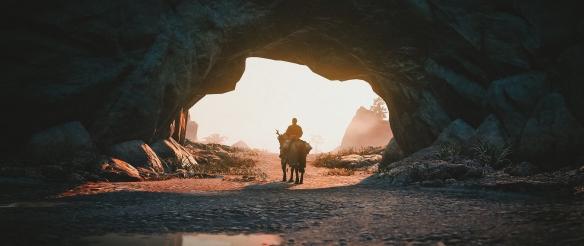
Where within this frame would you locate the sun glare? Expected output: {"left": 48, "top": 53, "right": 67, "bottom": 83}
{"left": 189, "top": 57, "right": 381, "bottom": 152}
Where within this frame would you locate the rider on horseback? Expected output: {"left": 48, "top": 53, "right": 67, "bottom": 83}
{"left": 280, "top": 117, "right": 303, "bottom": 158}
{"left": 285, "top": 118, "right": 303, "bottom": 141}
{"left": 277, "top": 117, "right": 311, "bottom": 183}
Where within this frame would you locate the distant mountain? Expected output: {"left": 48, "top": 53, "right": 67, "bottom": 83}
{"left": 339, "top": 107, "right": 393, "bottom": 150}
{"left": 231, "top": 140, "right": 250, "bottom": 149}
{"left": 186, "top": 120, "right": 198, "bottom": 141}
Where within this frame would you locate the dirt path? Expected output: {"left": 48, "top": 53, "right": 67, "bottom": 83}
{"left": 60, "top": 152, "right": 371, "bottom": 196}
{"left": 1, "top": 152, "right": 584, "bottom": 245}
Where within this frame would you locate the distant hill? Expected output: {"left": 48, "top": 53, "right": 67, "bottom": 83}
{"left": 231, "top": 140, "right": 250, "bottom": 149}
{"left": 339, "top": 107, "right": 393, "bottom": 150}
{"left": 186, "top": 120, "right": 198, "bottom": 141}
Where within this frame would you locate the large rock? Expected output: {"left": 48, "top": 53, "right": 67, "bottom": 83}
{"left": 27, "top": 121, "right": 96, "bottom": 163}
{"left": 108, "top": 140, "right": 164, "bottom": 173}
{"left": 487, "top": 72, "right": 548, "bottom": 137}
{"left": 434, "top": 119, "right": 475, "bottom": 145}
{"left": 473, "top": 114, "right": 508, "bottom": 147}
{"left": 151, "top": 138, "right": 197, "bottom": 172}
{"left": 99, "top": 158, "right": 143, "bottom": 182}
{"left": 517, "top": 93, "right": 584, "bottom": 167}
{"left": 382, "top": 138, "right": 404, "bottom": 164}
{"left": 185, "top": 120, "right": 199, "bottom": 142}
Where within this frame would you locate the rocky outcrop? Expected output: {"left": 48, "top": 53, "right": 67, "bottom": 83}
{"left": 434, "top": 119, "right": 476, "bottom": 145}
{"left": 99, "top": 158, "right": 143, "bottom": 182}
{"left": 339, "top": 107, "right": 392, "bottom": 150}
{"left": 151, "top": 138, "right": 197, "bottom": 172}
{"left": 108, "top": 140, "right": 164, "bottom": 173}
{"left": 473, "top": 114, "right": 508, "bottom": 147}
{"left": 5, "top": 1, "right": 584, "bottom": 172}
{"left": 382, "top": 139, "right": 405, "bottom": 163}
{"left": 185, "top": 120, "right": 199, "bottom": 142}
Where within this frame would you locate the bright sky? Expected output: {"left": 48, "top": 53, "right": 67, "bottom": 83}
{"left": 189, "top": 57, "right": 379, "bottom": 153}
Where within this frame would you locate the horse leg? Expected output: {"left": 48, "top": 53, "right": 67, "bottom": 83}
{"left": 288, "top": 167, "right": 294, "bottom": 182}
{"left": 299, "top": 168, "right": 304, "bottom": 184}
{"left": 282, "top": 162, "right": 286, "bottom": 182}
{"left": 294, "top": 169, "right": 300, "bottom": 184}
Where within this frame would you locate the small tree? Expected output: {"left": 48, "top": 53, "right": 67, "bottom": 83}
{"left": 203, "top": 133, "right": 228, "bottom": 144}
{"left": 370, "top": 97, "right": 388, "bottom": 119}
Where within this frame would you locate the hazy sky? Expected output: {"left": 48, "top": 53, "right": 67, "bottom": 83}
{"left": 189, "top": 57, "right": 379, "bottom": 153}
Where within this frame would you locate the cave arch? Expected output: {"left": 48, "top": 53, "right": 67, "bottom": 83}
{"left": 189, "top": 57, "right": 392, "bottom": 153}
{"left": 7, "top": 0, "right": 584, "bottom": 168}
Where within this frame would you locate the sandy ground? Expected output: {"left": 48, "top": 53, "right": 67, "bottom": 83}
{"left": 59, "top": 153, "right": 372, "bottom": 197}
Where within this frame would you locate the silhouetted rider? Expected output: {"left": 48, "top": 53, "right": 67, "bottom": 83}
{"left": 285, "top": 118, "right": 303, "bottom": 140}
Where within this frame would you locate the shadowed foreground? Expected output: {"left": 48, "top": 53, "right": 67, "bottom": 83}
{"left": 1, "top": 154, "right": 583, "bottom": 245}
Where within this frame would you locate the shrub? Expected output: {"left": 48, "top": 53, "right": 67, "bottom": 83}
{"left": 201, "top": 150, "right": 266, "bottom": 180}
{"left": 435, "top": 139, "right": 513, "bottom": 170}
{"left": 436, "top": 142, "right": 462, "bottom": 161}
{"left": 324, "top": 168, "right": 355, "bottom": 176}
{"left": 312, "top": 153, "right": 341, "bottom": 168}
{"left": 470, "top": 140, "right": 512, "bottom": 169}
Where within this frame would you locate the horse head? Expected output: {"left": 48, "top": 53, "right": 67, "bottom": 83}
{"left": 276, "top": 129, "right": 286, "bottom": 146}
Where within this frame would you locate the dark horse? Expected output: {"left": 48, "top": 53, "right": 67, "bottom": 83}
{"left": 276, "top": 130, "right": 312, "bottom": 184}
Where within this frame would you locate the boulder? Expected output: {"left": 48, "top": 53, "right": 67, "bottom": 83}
{"left": 382, "top": 138, "right": 404, "bottom": 164}
{"left": 517, "top": 93, "right": 584, "bottom": 167}
{"left": 99, "top": 158, "right": 143, "bottom": 182}
{"left": 151, "top": 138, "right": 197, "bottom": 172}
{"left": 487, "top": 72, "right": 548, "bottom": 136}
{"left": 473, "top": 114, "right": 508, "bottom": 147}
{"left": 434, "top": 119, "right": 475, "bottom": 145}
{"left": 27, "top": 121, "right": 97, "bottom": 164}
{"left": 108, "top": 140, "right": 164, "bottom": 173}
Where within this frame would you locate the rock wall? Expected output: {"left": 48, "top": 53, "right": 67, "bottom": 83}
{"left": 4, "top": 0, "right": 584, "bottom": 169}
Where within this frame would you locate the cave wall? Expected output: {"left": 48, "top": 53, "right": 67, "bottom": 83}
{"left": 4, "top": 0, "right": 584, "bottom": 168}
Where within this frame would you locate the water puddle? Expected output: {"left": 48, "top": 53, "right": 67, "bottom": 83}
{"left": 0, "top": 202, "right": 66, "bottom": 208}
{"left": 83, "top": 233, "right": 282, "bottom": 246}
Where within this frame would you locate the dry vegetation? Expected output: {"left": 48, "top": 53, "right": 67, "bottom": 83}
{"left": 436, "top": 139, "right": 513, "bottom": 170}
{"left": 324, "top": 168, "right": 355, "bottom": 176}
{"left": 184, "top": 141, "right": 267, "bottom": 181}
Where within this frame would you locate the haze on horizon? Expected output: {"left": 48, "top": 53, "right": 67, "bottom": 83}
{"left": 189, "top": 57, "right": 383, "bottom": 153}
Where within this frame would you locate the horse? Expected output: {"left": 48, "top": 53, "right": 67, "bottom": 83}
{"left": 276, "top": 130, "right": 312, "bottom": 184}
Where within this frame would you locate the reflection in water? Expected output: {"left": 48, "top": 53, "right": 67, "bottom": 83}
{"left": 83, "top": 233, "right": 282, "bottom": 246}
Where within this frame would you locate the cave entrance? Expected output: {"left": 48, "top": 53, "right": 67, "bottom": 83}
{"left": 188, "top": 57, "right": 392, "bottom": 154}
